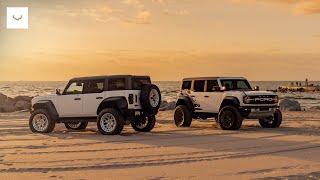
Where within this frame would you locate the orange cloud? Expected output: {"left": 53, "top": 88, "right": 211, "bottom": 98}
{"left": 234, "top": 0, "right": 320, "bottom": 15}
{"left": 123, "top": 0, "right": 144, "bottom": 8}
{"left": 294, "top": 0, "right": 320, "bottom": 15}
{"left": 46, "top": 1, "right": 153, "bottom": 25}
{"left": 130, "top": 10, "right": 152, "bottom": 24}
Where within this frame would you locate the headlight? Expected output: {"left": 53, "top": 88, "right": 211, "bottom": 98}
{"left": 243, "top": 96, "right": 252, "bottom": 104}
{"left": 273, "top": 96, "right": 279, "bottom": 103}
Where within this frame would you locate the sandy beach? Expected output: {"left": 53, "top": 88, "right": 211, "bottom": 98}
{"left": 0, "top": 110, "right": 320, "bottom": 179}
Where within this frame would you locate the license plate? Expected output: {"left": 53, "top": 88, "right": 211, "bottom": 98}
{"left": 135, "top": 111, "right": 141, "bottom": 116}
{"left": 252, "top": 108, "right": 271, "bottom": 112}
{"left": 260, "top": 107, "right": 270, "bottom": 111}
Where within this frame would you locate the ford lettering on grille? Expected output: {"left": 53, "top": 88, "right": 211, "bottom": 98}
{"left": 254, "top": 98, "right": 273, "bottom": 102}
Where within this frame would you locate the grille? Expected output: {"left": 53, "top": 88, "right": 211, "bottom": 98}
{"left": 247, "top": 95, "right": 277, "bottom": 104}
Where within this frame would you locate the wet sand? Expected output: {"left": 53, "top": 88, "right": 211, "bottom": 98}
{"left": 1, "top": 111, "right": 320, "bottom": 179}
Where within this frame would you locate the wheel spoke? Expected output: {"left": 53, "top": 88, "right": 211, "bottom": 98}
{"left": 221, "top": 111, "right": 234, "bottom": 129}
{"left": 149, "top": 89, "right": 160, "bottom": 107}
{"left": 100, "top": 113, "right": 117, "bottom": 133}
{"left": 68, "top": 122, "right": 82, "bottom": 129}
{"left": 135, "top": 116, "right": 148, "bottom": 129}
{"left": 175, "top": 108, "right": 184, "bottom": 126}
{"left": 32, "top": 114, "right": 49, "bottom": 132}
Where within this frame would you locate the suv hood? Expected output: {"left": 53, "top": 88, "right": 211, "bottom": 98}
{"left": 243, "top": 91, "right": 277, "bottom": 96}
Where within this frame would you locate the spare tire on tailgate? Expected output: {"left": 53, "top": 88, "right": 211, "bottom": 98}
{"left": 140, "top": 84, "right": 161, "bottom": 115}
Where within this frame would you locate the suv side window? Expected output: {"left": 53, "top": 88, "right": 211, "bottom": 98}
{"left": 193, "top": 80, "right": 205, "bottom": 92}
{"left": 207, "top": 80, "right": 219, "bottom": 92}
{"left": 83, "top": 79, "right": 105, "bottom": 94}
{"left": 220, "top": 79, "right": 251, "bottom": 90}
{"left": 221, "top": 80, "right": 233, "bottom": 90}
{"left": 65, "top": 81, "right": 84, "bottom": 95}
{"left": 108, "top": 78, "right": 126, "bottom": 91}
{"left": 181, "top": 81, "right": 192, "bottom": 90}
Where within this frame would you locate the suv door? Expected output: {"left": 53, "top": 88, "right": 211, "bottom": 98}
{"left": 82, "top": 79, "right": 105, "bottom": 117}
{"left": 57, "top": 81, "right": 84, "bottom": 117}
{"left": 189, "top": 80, "right": 206, "bottom": 112}
{"left": 202, "top": 80, "right": 224, "bottom": 113}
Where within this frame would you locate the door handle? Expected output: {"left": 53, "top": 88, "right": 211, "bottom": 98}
{"left": 204, "top": 96, "right": 209, "bottom": 98}
{"left": 74, "top": 98, "right": 81, "bottom": 100}
{"left": 96, "top": 97, "right": 103, "bottom": 99}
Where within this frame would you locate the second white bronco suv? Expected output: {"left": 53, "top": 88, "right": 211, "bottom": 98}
{"left": 29, "top": 75, "right": 161, "bottom": 135}
{"left": 174, "top": 77, "right": 282, "bottom": 130}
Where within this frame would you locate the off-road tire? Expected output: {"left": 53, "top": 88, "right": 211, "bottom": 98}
{"left": 140, "top": 84, "right": 161, "bottom": 115}
{"left": 29, "top": 109, "right": 55, "bottom": 133}
{"left": 64, "top": 122, "right": 88, "bottom": 130}
{"left": 218, "top": 106, "right": 243, "bottom": 130}
{"left": 131, "top": 114, "right": 156, "bottom": 132}
{"left": 174, "top": 105, "right": 192, "bottom": 127}
{"left": 259, "top": 109, "right": 282, "bottom": 128}
{"left": 97, "top": 108, "right": 124, "bottom": 135}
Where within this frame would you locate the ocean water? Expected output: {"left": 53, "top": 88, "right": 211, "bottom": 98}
{"left": 1, "top": 81, "right": 320, "bottom": 110}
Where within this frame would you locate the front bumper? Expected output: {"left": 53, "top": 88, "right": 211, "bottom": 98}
{"left": 239, "top": 105, "right": 279, "bottom": 119}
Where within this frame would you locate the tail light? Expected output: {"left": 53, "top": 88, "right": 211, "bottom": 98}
{"left": 128, "top": 94, "right": 134, "bottom": 104}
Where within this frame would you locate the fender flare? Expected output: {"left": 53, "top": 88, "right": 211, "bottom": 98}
{"left": 220, "top": 96, "right": 240, "bottom": 110}
{"left": 33, "top": 100, "right": 59, "bottom": 120}
{"left": 97, "top": 97, "right": 128, "bottom": 115}
{"left": 176, "top": 96, "right": 195, "bottom": 112}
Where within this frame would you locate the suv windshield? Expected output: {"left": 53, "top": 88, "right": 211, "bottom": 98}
{"left": 220, "top": 79, "right": 252, "bottom": 91}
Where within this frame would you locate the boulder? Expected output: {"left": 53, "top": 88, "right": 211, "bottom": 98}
{"left": 0, "top": 93, "right": 14, "bottom": 104}
{"left": 0, "top": 93, "right": 32, "bottom": 112}
{"left": 0, "top": 93, "right": 8, "bottom": 104}
{"left": 14, "top": 96, "right": 33, "bottom": 102}
{"left": 0, "top": 93, "right": 15, "bottom": 112}
{"left": 14, "top": 100, "right": 31, "bottom": 111}
{"left": 279, "top": 98, "right": 301, "bottom": 111}
{"left": 159, "top": 101, "right": 176, "bottom": 111}
{"left": 0, "top": 101, "right": 16, "bottom": 112}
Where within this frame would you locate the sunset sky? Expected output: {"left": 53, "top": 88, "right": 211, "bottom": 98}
{"left": 0, "top": 0, "right": 320, "bottom": 81}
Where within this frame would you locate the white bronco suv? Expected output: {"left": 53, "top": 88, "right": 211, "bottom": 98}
{"left": 29, "top": 75, "right": 161, "bottom": 135}
{"left": 174, "top": 77, "right": 282, "bottom": 130}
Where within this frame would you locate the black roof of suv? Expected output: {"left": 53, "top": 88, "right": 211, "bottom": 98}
{"left": 70, "top": 75, "right": 150, "bottom": 81}
{"left": 182, "top": 77, "right": 245, "bottom": 81}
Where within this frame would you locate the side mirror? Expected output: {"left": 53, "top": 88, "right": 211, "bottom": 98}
{"left": 56, "top": 88, "right": 62, "bottom": 95}
{"left": 254, "top": 86, "right": 260, "bottom": 91}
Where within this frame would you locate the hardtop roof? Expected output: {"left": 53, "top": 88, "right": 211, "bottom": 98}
{"left": 70, "top": 75, "right": 150, "bottom": 81}
{"left": 182, "top": 77, "right": 246, "bottom": 81}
